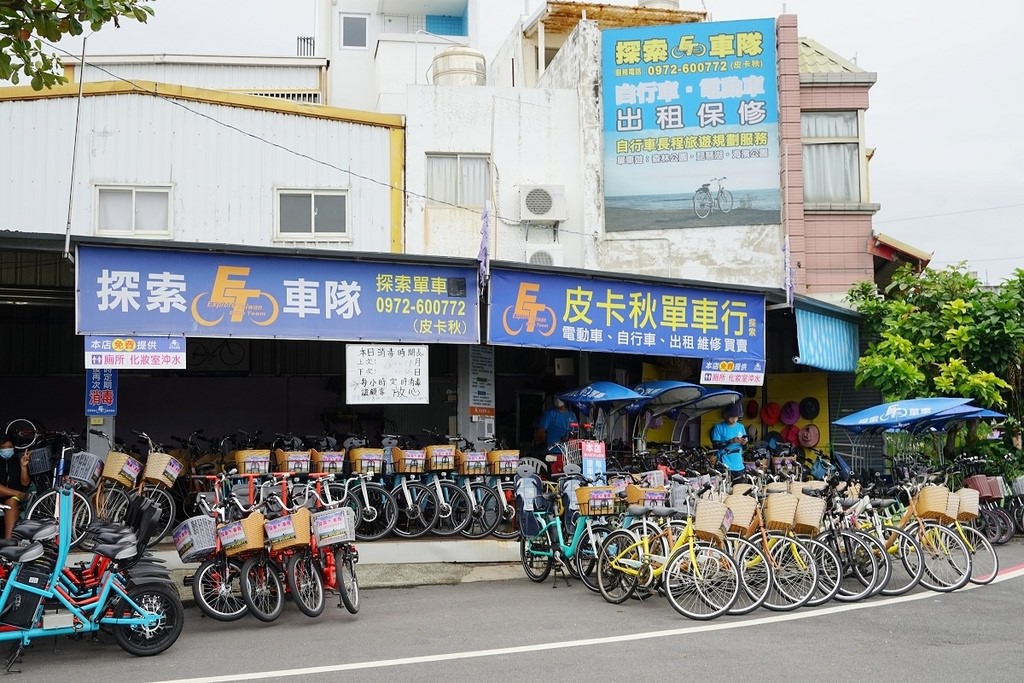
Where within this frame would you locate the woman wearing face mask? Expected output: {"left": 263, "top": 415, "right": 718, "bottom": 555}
{"left": 0, "top": 437, "right": 30, "bottom": 539}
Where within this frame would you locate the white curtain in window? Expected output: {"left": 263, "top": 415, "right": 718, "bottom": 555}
{"left": 803, "top": 143, "right": 859, "bottom": 203}
{"left": 459, "top": 157, "right": 489, "bottom": 207}
{"left": 426, "top": 156, "right": 458, "bottom": 205}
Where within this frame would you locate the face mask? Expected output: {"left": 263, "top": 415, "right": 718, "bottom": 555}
{"left": 0, "top": 448, "right": 14, "bottom": 459}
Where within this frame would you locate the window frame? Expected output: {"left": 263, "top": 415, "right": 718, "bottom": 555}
{"left": 274, "top": 189, "right": 350, "bottom": 242}
{"left": 800, "top": 110, "right": 866, "bottom": 204}
{"left": 94, "top": 185, "right": 172, "bottom": 237}
{"left": 340, "top": 14, "right": 369, "bottom": 50}
{"left": 424, "top": 153, "right": 491, "bottom": 209}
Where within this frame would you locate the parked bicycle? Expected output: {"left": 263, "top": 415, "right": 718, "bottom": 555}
{"left": 693, "top": 176, "right": 733, "bottom": 219}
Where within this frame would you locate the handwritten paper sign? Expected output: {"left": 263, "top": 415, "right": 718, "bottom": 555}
{"left": 346, "top": 344, "right": 429, "bottom": 405}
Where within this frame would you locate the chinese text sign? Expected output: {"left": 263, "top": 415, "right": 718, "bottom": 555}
{"left": 346, "top": 344, "right": 429, "bottom": 405}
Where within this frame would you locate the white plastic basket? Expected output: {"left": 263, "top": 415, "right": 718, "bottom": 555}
{"left": 68, "top": 451, "right": 107, "bottom": 490}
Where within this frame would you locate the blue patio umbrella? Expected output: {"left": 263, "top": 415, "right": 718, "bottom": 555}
{"left": 557, "top": 381, "right": 644, "bottom": 412}
{"left": 665, "top": 389, "right": 743, "bottom": 424}
{"left": 629, "top": 380, "right": 707, "bottom": 417}
{"left": 907, "top": 405, "right": 1007, "bottom": 435}
{"left": 833, "top": 397, "right": 973, "bottom": 434}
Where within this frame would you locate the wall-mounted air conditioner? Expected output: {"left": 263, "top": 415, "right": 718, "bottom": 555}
{"left": 525, "top": 244, "right": 563, "bottom": 267}
{"left": 519, "top": 184, "right": 567, "bottom": 223}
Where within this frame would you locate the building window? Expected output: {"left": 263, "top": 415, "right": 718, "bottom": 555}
{"left": 425, "top": 154, "right": 489, "bottom": 208}
{"left": 801, "top": 111, "right": 862, "bottom": 203}
{"left": 341, "top": 14, "right": 368, "bottom": 49}
{"left": 96, "top": 186, "right": 170, "bottom": 236}
{"left": 277, "top": 190, "right": 348, "bottom": 240}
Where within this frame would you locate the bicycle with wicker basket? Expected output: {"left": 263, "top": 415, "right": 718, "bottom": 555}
{"left": 24, "top": 430, "right": 96, "bottom": 549}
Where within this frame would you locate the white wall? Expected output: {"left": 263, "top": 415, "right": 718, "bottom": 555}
{"left": 0, "top": 93, "right": 394, "bottom": 254}
{"left": 323, "top": 0, "right": 378, "bottom": 111}
{"left": 404, "top": 84, "right": 582, "bottom": 265}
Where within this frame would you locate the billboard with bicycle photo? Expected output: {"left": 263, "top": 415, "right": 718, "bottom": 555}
{"left": 602, "top": 18, "right": 781, "bottom": 231}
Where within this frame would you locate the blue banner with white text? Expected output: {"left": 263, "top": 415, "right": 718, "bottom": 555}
{"left": 76, "top": 245, "right": 479, "bottom": 343}
{"left": 487, "top": 268, "right": 764, "bottom": 361}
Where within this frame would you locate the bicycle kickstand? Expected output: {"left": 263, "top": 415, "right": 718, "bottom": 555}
{"left": 4, "top": 642, "right": 24, "bottom": 675}
{"left": 551, "top": 550, "right": 572, "bottom": 589}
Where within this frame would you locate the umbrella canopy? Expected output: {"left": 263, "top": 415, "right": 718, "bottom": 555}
{"left": 906, "top": 405, "right": 1007, "bottom": 435}
{"left": 833, "top": 397, "right": 973, "bottom": 434}
{"left": 665, "top": 389, "right": 742, "bottom": 424}
{"left": 557, "top": 381, "right": 644, "bottom": 412}
{"left": 629, "top": 380, "right": 707, "bottom": 417}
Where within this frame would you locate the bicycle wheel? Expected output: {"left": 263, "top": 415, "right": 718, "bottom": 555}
{"left": 27, "top": 488, "right": 94, "bottom": 549}
{"left": 240, "top": 555, "right": 285, "bottom": 622}
{"left": 391, "top": 481, "right": 439, "bottom": 538}
{"left": 912, "top": 522, "right": 972, "bottom": 592}
{"left": 95, "top": 480, "right": 131, "bottom": 524}
{"left": 141, "top": 485, "right": 176, "bottom": 546}
{"left": 520, "top": 530, "right": 553, "bottom": 582}
{"left": 994, "top": 508, "right": 1015, "bottom": 545}
{"left": 958, "top": 523, "right": 998, "bottom": 585}
{"left": 762, "top": 533, "right": 820, "bottom": 611}
{"left": 431, "top": 481, "right": 471, "bottom": 536}
{"left": 286, "top": 551, "right": 326, "bottom": 618}
{"left": 491, "top": 481, "right": 519, "bottom": 539}
{"left": 192, "top": 556, "right": 247, "bottom": 621}
{"left": 573, "top": 523, "right": 612, "bottom": 593}
{"left": 596, "top": 528, "right": 641, "bottom": 604}
{"left": 351, "top": 483, "right": 398, "bottom": 541}
{"left": 334, "top": 545, "right": 360, "bottom": 614}
{"left": 800, "top": 536, "right": 841, "bottom": 607}
{"left": 723, "top": 533, "right": 772, "bottom": 615}
{"left": 978, "top": 509, "right": 1002, "bottom": 544}
{"left": 111, "top": 585, "right": 184, "bottom": 657}
{"left": 876, "top": 525, "right": 924, "bottom": 596}
{"left": 461, "top": 482, "right": 501, "bottom": 539}
{"left": 663, "top": 542, "right": 739, "bottom": 620}
{"left": 814, "top": 530, "right": 880, "bottom": 602}
{"left": 718, "top": 188, "right": 734, "bottom": 213}
{"left": 693, "top": 189, "right": 713, "bottom": 219}
{"left": 4, "top": 418, "right": 41, "bottom": 450}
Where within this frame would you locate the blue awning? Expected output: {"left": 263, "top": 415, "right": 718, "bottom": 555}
{"left": 794, "top": 305, "right": 859, "bottom": 373}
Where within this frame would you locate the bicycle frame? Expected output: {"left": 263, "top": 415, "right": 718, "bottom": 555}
{"left": 527, "top": 504, "right": 600, "bottom": 562}
{"left": 0, "top": 488, "right": 161, "bottom": 648}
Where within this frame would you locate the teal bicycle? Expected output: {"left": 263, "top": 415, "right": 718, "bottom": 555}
{"left": 519, "top": 464, "right": 612, "bottom": 591}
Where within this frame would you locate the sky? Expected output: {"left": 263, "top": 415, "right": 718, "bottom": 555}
{"left": 49, "top": 0, "right": 1024, "bottom": 285}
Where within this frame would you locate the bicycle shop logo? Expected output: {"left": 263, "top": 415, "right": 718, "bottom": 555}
{"left": 501, "top": 281, "right": 556, "bottom": 338}
{"left": 190, "top": 265, "right": 280, "bottom": 327}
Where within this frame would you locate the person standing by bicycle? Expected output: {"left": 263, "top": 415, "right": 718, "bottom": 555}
{"left": 0, "top": 436, "right": 30, "bottom": 539}
{"left": 534, "top": 397, "right": 573, "bottom": 472}
{"left": 710, "top": 403, "right": 748, "bottom": 483}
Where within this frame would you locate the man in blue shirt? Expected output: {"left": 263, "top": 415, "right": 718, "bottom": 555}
{"left": 534, "top": 397, "right": 573, "bottom": 464}
{"left": 710, "top": 402, "right": 747, "bottom": 482}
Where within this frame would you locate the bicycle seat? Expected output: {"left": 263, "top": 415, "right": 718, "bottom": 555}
{"left": 700, "top": 183, "right": 710, "bottom": 189}
{"left": 92, "top": 542, "right": 138, "bottom": 562}
{"left": 0, "top": 541, "right": 44, "bottom": 564}
{"left": 870, "top": 498, "right": 897, "bottom": 508}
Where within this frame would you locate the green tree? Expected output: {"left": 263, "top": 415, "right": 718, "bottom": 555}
{"left": 0, "top": 0, "right": 154, "bottom": 90}
{"left": 847, "top": 263, "right": 1024, "bottom": 412}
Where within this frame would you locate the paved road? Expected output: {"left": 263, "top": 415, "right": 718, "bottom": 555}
{"left": 18, "top": 539, "right": 1024, "bottom": 682}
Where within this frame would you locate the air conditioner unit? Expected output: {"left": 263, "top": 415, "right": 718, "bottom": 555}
{"left": 525, "top": 244, "right": 563, "bottom": 267}
{"left": 519, "top": 184, "right": 567, "bottom": 223}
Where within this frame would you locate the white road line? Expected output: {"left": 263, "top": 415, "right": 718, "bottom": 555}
{"left": 153, "top": 566, "right": 1024, "bottom": 683}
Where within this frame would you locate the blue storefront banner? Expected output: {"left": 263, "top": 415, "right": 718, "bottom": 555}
{"left": 85, "top": 368, "right": 117, "bottom": 416}
{"left": 76, "top": 245, "right": 480, "bottom": 343}
{"left": 602, "top": 18, "right": 781, "bottom": 230}
{"left": 487, "top": 268, "right": 764, "bottom": 361}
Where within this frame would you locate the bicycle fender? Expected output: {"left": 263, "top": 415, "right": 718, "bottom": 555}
{"left": 125, "top": 576, "right": 178, "bottom": 590}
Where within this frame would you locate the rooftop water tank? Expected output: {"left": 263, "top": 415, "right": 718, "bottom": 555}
{"left": 431, "top": 46, "right": 486, "bottom": 86}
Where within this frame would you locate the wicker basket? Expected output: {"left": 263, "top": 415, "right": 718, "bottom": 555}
{"left": 765, "top": 481, "right": 789, "bottom": 495}
{"left": 348, "top": 447, "right": 385, "bottom": 475}
{"left": 730, "top": 483, "right": 752, "bottom": 497}
{"left": 144, "top": 452, "right": 184, "bottom": 488}
{"left": 274, "top": 449, "right": 312, "bottom": 474}
{"left": 220, "top": 511, "right": 266, "bottom": 557}
{"left": 989, "top": 476, "right": 1009, "bottom": 499}
{"left": 964, "top": 474, "right": 993, "bottom": 500}
{"left": 392, "top": 448, "right": 426, "bottom": 474}
{"left": 311, "top": 449, "right": 347, "bottom": 475}
{"left": 574, "top": 486, "right": 618, "bottom": 516}
{"left": 915, "top": 485, "right": 951, "bottom": 519}
{"left": 487, "top": 450, "right": 519, "bottom": 475}
{"left": 693, "top": 500, "right": 734, "bottom": 542}
{"left": 458, "top": 451, "right": 489, "bottom": 476}
{"left": 793, "top": 495, "right": 826, "bottom": 535}
{"left": 265, "top": 507, "right": 312, "bottom": 551}
{"left": 102, "top": 451, "right": 143, "bottom": 489}
{"left": 424, "top": 445, "right": 457, "bottom": 472}
{"left": 625, "top": 484, "right": 668, "bottom": 507}
{"left": 230, "top": 449, "right": 272, "bottom": 476}
{"left": 724, "top": 494, "right": 757, "bottom": 535}
{"left": 763, "top": 493, "right": 799, "bottom": 531}
{"left": 956, "top": 487, "right": 980, "bottom": 521}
